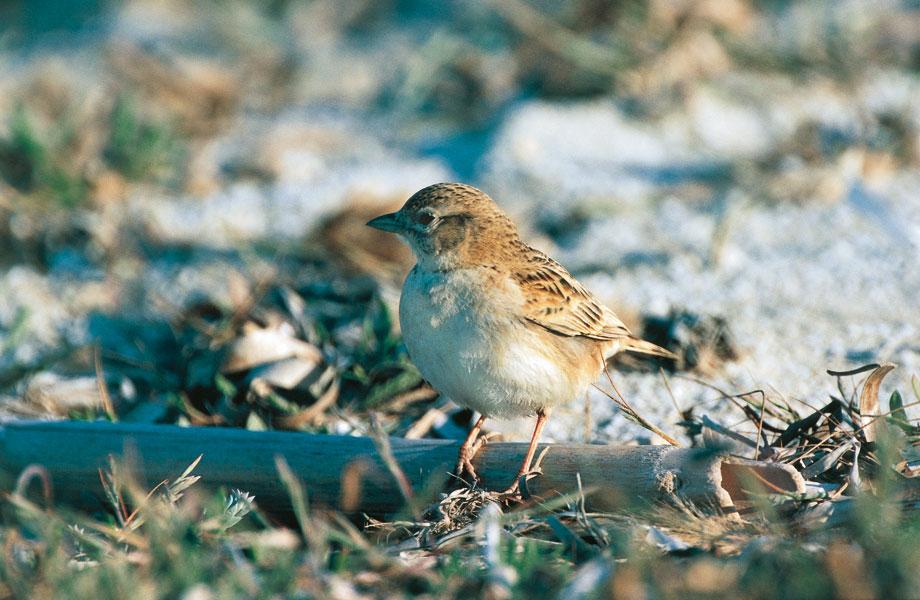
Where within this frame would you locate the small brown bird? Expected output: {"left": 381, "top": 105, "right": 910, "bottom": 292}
{"left": 368, "top": 183, "right": 674, "bottom": 493}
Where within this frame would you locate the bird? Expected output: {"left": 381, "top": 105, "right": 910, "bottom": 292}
{"left": 367, "top": 183, "right": 675, "bottom": 494}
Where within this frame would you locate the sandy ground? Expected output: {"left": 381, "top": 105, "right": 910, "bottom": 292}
{"left": 481, "top": 99, "right": 920, "bottom": 442}
{"left": 3, "top": 94, "right": 917, "bottom": 441}
{"left": 1, "top": 2, "right": 918, "bottom": 442}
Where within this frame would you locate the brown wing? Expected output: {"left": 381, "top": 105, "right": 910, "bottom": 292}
{"left": 512, "top": 247, "right": 632, "bottom": 341}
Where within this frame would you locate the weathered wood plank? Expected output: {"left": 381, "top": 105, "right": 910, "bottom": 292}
{"left": 0, "top": 420, "right": 804, "bottom": 515}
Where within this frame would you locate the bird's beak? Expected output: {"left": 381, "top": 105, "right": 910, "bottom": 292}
{"left": 366, "top": 212, "right": 403, "bottom": 233}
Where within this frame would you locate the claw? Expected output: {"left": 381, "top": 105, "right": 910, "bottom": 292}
{"left": 459, "top": 456, "right": 479, "bottom": 483}
{"left": 500, "top": 444, "right": 550, "bottom": 497}
{"left": 455, "top": 415, "right": 488, "bottom": 484}
{"left": 455, "top": 446, "right": 479, "bottom": 483}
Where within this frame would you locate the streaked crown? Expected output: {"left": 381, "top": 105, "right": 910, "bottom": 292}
{"left": 367, "top": 183, "right": 520, "bottom": 268}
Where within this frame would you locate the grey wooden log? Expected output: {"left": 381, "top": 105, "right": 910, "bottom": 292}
{"left": 0, "top": 420, "right": 804, "bottom": 515}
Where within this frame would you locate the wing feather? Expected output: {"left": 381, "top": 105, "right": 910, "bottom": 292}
{"left": 512, "top": 248, "right": 631, "bottom": 341}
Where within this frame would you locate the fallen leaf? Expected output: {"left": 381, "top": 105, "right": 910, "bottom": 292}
{"left": 859, "top": 363, "right": 896, "bottom": 443}
{"left": 246, "top": 356, "right": 323, "bottom": 390}
{"left": 801, "top": 440, "right": 855, "bottom": 479}
{"left": 222, "top": 326, "right": 322, "bottom": 373}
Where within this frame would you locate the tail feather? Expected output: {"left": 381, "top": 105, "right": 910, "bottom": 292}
{"left": 621, "top": 336, "right": 678, "bottom": 360}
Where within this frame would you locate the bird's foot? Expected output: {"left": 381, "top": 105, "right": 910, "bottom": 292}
{"left": 498, "top": 469, "right": 541, "bottom": 499}
{"left": 454, "top": 432, "right": 500, "bottom": 485}
{"left": 498, "top": 482, "right": 521, "bottom": 498}
{"left": 499, "top": 447, "right": 549, "bottom": 498}
{"left": 455, "top": 454, "right": 479, "bottom": 485}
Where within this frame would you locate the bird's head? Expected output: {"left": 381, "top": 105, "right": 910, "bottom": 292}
{"left": 367, "top": 183, "right": 519, "bottom": 270}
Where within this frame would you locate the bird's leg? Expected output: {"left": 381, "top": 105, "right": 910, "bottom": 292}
{"left": 455, "top": 414, "right": 487, "bottom": 483}
{"left": 468, "top": 429, "right": 500, "bottom": 457}
{"left": 502, "top": 408, "right": 551, "bottom": 495}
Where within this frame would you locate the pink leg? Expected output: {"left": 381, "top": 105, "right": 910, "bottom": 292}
{"left": 503, "top": 408, "right": 551, "bottom": 494}
{"left": 455, "top": 414, "right": 487, "bottom": 483}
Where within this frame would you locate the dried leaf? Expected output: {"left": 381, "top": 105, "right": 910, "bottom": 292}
{"left": 222, "top": 326, "right": 322, "bottom": 373}
{"left": 274, "top": 455, "right": 312, "bottom": 544}
{"left": 901, "top": 444, "right": 920, "bottom": 464}
{"left": 230, "top": 529, "right": 300, "bottom": 552}
{"left": 849, "top": 441, "right": 862, "bottom": 491}
{"left": 246, "top": 356, "right": 322, "bottom": 390}
{"left": 701, "top": 415, "right": 757, "bottom": 454}
{"left": 859, "top": 363, "right": 896, "bottom": 443}
{"left": 246, "top": 412, "right": 268, "bottom": 431}
{"left": 166, "top": 455, "right": 203, "bottom": 502}
{"left": 274, "top": 378, "right": 340, "bottom": 429}
{"left": 546, "top": 515, "right": 597, "bottom": 560}
{"left": 278, "top": 286, "right": 317, "bottom": 341}
{"left": 827, "top": 364, "right": 880, "bottom": 377}
{"left": 24, "top": 373, "right": 103, "bottom": 415}
{"left": 801, "top": 440, "right": 855, "bottom": 479}
{"left": 645, "top": 526, "right": 693, "bottom": 553}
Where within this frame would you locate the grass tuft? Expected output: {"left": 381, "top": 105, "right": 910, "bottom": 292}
{"left": 104, "top": 95, "right": 184, "bottom": 182}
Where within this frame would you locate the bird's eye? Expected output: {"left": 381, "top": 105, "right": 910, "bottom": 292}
{"left": 415, "top": 212, "right": 436, "bottom": 226}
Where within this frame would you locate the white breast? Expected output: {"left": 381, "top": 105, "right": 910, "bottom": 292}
{"left": 399, "top": 267, "right": 592, "bottom": 418}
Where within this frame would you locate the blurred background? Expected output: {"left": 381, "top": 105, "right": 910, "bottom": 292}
{"left": 0, "top": 0, "right": 917, "bottom": 442}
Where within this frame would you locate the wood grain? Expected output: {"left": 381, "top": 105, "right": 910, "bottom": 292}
{"left": 0, "top": 421, "right": 804, "bottom": 515}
